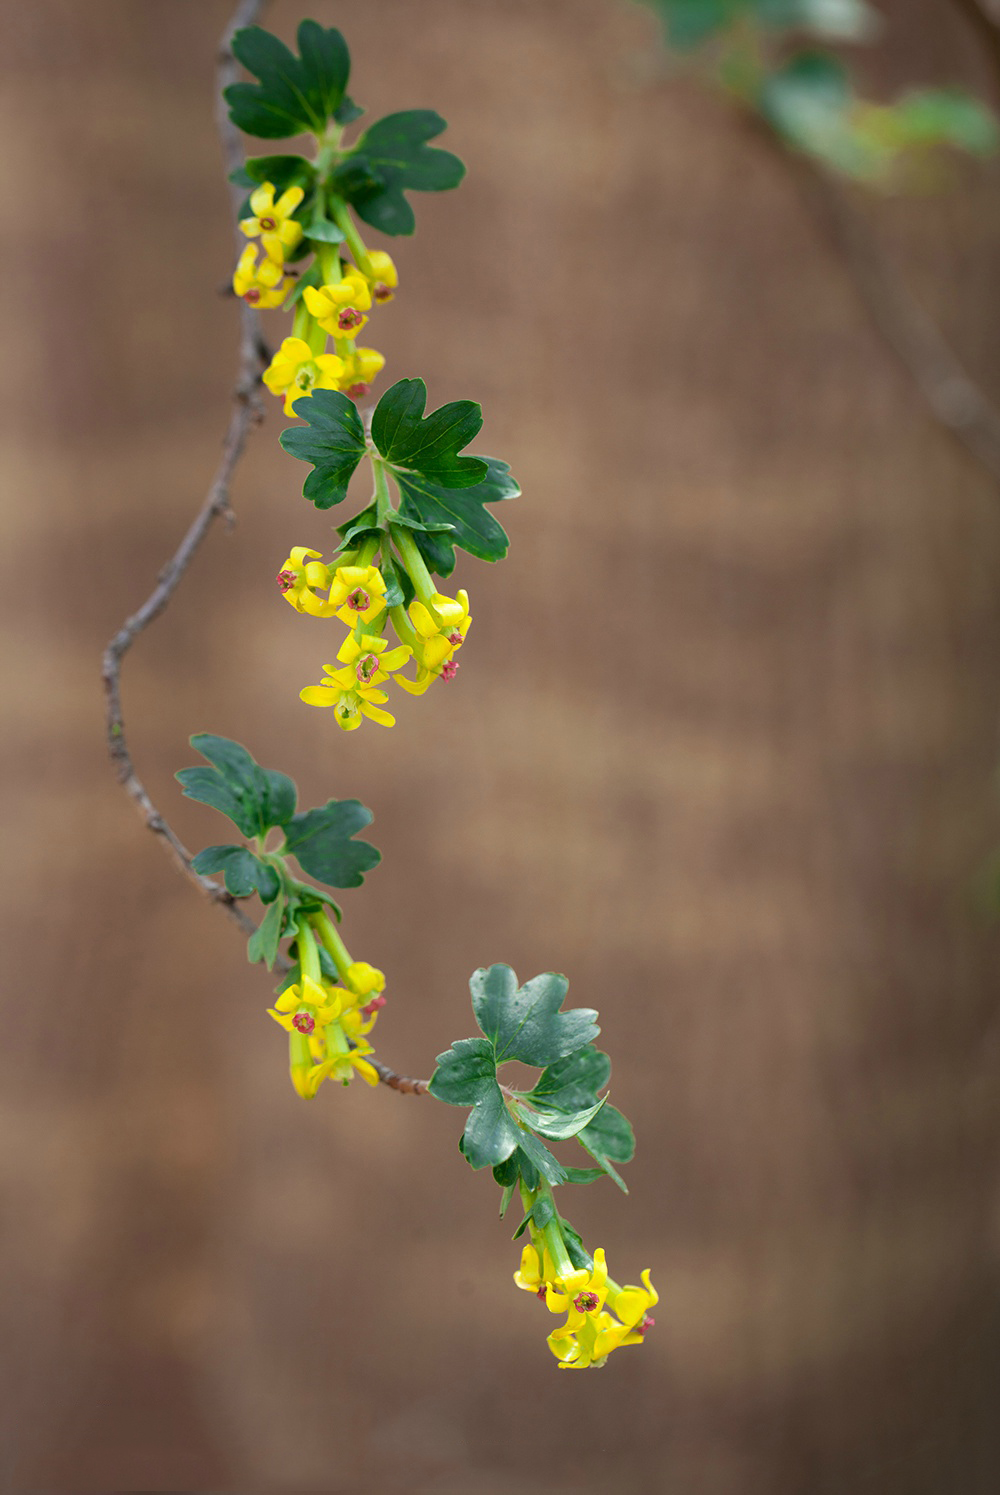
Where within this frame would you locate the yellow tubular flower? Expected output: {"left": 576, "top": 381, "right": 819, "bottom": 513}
{"left": 239, "top": 181, "right": 305, "bottom": 262}
{"left": 339, "top": 346, "right": 386, "bottom": 400}
{"left": 397, "top": 589, "right": 471, "bottom": 691}
{"left": 300, "top": 636, "right": 411, "bottom": 729}
{"left": 263, "top": 337, "right": 346, "bottom": 417}
{"left": 544, "top": 1251, "right": 658, "bottom": 1370}
{"left": 266, "top": 974, "right": 344, "bottom": 1035}
{"left": 303, "top": 272, "right": 372, "bottom": 339}
{"left": 232, "top": 244, "right": 291, "bottom": 308}
{"left": 328, "top": 565, "right": 389, "bottom": 627}
{"left": 357, "top": 249, "right": 399, "bottom": 303}
{"left": 306, "top": 1038, "right": 381, "bottom": 1090}
{"left": 276, "top": 546, "right": 338, "bottom": 616}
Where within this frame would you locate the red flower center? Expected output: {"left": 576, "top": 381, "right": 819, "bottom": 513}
{"left": 259, "top": 216, "right": 276, "bottom": 230}
{"left": 346, "top": 383, "right": 370, "bottom": 400}
{"left": 244, "top": 287, "right": 261, "bottom": 304}
{"left": 355, "top": 652, "right": 380, "bottom": 683}
{"left": 638, "top": 1314, "right": 655, "bottom": 1333}
{"left": 276, "top": 569, "right": 297, "bottom": 592}
{"left": 447, "top": 631, "right": 463, "bottom": 645}
{"left": 338, "top": 307, "right": 364, "bottom": 330}
{"left": 573, "top": 1291, "right": 600, "bottom": 1314}
{"left": 292, "top": 1012, "right": 315, "bottom": 1035}
{"left": 373, "top": 281, "right": 392, "bottom": 301}
{"left": 440, "top": 660, "right": 459, "bottom": 682}
{"left": 346, "top": 587, "right": 371, "bottom": 613}
{"left": 361, "top": 993, "right": 387, "bottom": 1018}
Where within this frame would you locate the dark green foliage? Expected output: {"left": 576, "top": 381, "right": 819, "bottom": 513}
{"left": 279, "top": 390, "right": 367, "bottom": 507}
{"left": 395, "top": 458, "right": 517, "bottom": 576}
{"left": 331, "top": 110, "right": 465, "bottom": 234}
{"left": 177, "top": 735, "right": 296, "bottom": 839}
{"left": 372, "top": 379, "right": 486, "bottom": 487}
{"left": 191, "top": 845, "right": 280, "bottom": 902}
{"left": 225, "top": 21, "right": 351, "bottom": 139}
{"left": 280, "top": 800, "right": 380, "bottom": 888}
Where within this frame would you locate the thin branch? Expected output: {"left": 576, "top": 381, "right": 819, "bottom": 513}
{"left": 787, "top": 156, "right": 1000, "bottom": 485}
{"left": 100, "top": 0, "right": 427, "bottom": 1098}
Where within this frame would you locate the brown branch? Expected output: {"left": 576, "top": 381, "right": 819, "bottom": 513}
{"left": 751, "top": 120, "right": 1000, "bottom": 488}
{"left": 100, "top": 0, "right": 427, "bottom": 1098}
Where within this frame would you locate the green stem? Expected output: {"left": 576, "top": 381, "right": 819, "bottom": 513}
{"left": 371, "top": 457, "right": 394, "bottom": 528}
{"left": 392, "top": 524, "right": 438, "bottom": 608}
{"left": 296, "top": 917, "right": 322, "bottom": 984}
{"left": 389, "top": 603, "right": 419, "bottom": 651}
{"left": 310, "top": 908, "right": 353, "bottom": 980}
{"left": 291, "top": 303, "right": 328, "bottom": 357}
{"left": 317, "top": 242, "right": 342, "bottom": 284}
{"left": 328, "top": 194, "right": 375, "bottom": 278}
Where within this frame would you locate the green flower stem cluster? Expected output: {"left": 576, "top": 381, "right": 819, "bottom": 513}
{"left": 172, "top": 17, "right": 654, "bottom": 1367}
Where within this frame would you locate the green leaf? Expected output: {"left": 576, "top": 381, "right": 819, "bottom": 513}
{"left": 191, "top": 845, "right": 280, "bottom": 902}
{"left": 515, "top": 1129, "right": 568, "bottom": 1187}
{"left": 225, "top": 21, "right": 350, "bottom": 139}
{"left": 176, "top": 734, "right": 297, "bottom": 839}
{"left": 428, "top": 1036, "right": 496, "bottom": 1106}
{"left": 511, "top": 1211, "right": 531, "bottom": 1240}
{"left": 531, "top": 1195, "right": 556, "bottom": 1231}
{"left": 754, "top": 0, "right": 878, "bottom": 40}
{"left": 641, "top": 0, "right": 733, "bottom": 50}
{"left": 280, "top": 799, "right": 380, "bottom": 889}
{"left": 242, "top": 153, "right": 317, "bottom": 191}
{"left": 525, "top": 1045, "right": 611, "bottom": 1113}
{"left": 498, "top": 1182, "right": 516, "bottom": 1218}
{"left": 280, "top": 390, "right": 368, "bottom": 508}
{"left": 558, "top": 1215, "right": 595, "bottom": 1272}
{"left": 305, "top": 214, "right": 346, "bottom": 243}
{"left": 576, "top": 1104, "right": 635, "bottom": 1194}
{"left": 247, "top": 896, "right": 286, "bottom": 970}
{"left": 760, "top": 53, "right": 884, "bottom": 179}
{"left": 332, "top": 109, "right": 465, "bottom": 236}
{"left": 561, "top": 1167, "right": 607, "bottom": 1185}
{"left": 888, "top": 88, "right": 999, "bottom": 156}
{"left": 513, "top": 1095, "right": 608, "bottom": 1141}
{"left": 470, "top": 964, "right": 600, "bottom": 1068}
{"left": 492, "top": 1154, "right": 520, "bottom": 1188}
{"left": 372, "top": 378, "right": 487, "bottom": 488}
{"left": 394, "top": 457, "right": 518, "bottom": 577}
{"left": 335, "top": 96, "right": 364, "bottom": 126}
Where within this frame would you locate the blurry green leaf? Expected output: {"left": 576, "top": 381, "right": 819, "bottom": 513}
{"left": 887, "top": 87, "right": 999, "bottom": 156}
{"left": 191, "top": 844, "right": 280, "bottom": 902}
{"left": 247, "top": 896, "right": 286, "bottom": 970}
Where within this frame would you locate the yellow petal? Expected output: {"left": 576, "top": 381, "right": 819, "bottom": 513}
{"left": 360, "top": 703, "right": 395, "bottom": 727}
{"left": 300, "top": 685, "right": 337, "bottom": 708}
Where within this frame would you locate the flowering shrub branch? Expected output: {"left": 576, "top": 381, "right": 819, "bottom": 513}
{"left": 105, "top": 1, "right": 655, "bottom": 1371}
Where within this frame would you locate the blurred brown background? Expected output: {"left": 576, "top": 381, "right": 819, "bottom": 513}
{"left": 4, "top": 0, "right": 1000, "bottom": 1489}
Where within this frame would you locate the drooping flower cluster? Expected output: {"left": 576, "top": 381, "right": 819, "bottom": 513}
{"left": 514, "top": 1239, "right": 657, "bottom": 1370}
{"left": 277, "top": 550, "right": 471, "bottom": 729}
{"left": 268, "top": 958, "right": 388, "bottom": 1099}
{"left": 232, "top": 180, "right": 397, "bottom": 412}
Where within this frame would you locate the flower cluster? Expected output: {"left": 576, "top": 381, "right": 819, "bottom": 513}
{"left": 514, "top": 1239, "right": 658, "bottom": 1370}
{"left": 277, "top": 551, "right": 471, "bottom": 729}
{"left": 268, "top": 956, "right": 388, "bottom": 1099}
{"left": 232, "top": 180, "right": 398, "bottom": 413}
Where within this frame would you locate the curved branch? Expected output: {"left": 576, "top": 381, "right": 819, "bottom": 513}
{"left": 100, "top": 0, "right": 428, "bottom": 1098}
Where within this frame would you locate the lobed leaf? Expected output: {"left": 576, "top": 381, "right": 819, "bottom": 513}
{"left": 226, "top": 21, "right": 350, "bottom": 139}
{"left": 191, "top": 844, "right": 280, "bottom": 902}
{"left": 280, "top": 389, "right": 368, "bottom": 507}
{"left": 372, "top": 378, "right": 487, "bottom": 488}
{"left": 471, "top": 964, "right": 599, "bottom": 1068}
{"left": 394, "top": 457, "right": 518, "bottom": 577}
{"left": 281, "top": 799, "right": 380, "bottom": 889}
{"left": 176, "top": 734, "right": 297, "bottom": 839}
{"left": 332, "top": 109, "right": 465, "bottom": 236}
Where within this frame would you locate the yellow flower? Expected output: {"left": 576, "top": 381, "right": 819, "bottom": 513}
{"left": 263, "top": 337, "right": 346, "bottom": 417}
{"left": 357, "top": 249, "right": 399, "bottom": 303}
{"left": 239, "top": 181, "right": 305, "bottom": 262}
{"left": 396, "top": 589, "right": 471, "bottom": 694}
{"left": 232, "top": 244, "right": 292, "bottom": 308}
{"left": 544, "top": 1251, "right": 658, "bottom": 1370}
{"left": 300, "top": 635, "right": 411, "bottom": 730}
{"left": 266, "top": 974, "right": 344, "bottom": 1035}
{"left": 345, "top": 961, "right": 386, "bottom": 1000}
{"left": 328, "top": 565, "right": 389, "bottom": 627}
{"left": 339, "top": 346, "right": 386, "bottom": 400}
{"left": 513, "top": 1241, "right": 589, "bottom": 1298}
{"left": 304, "top": 1037, "right": 381, "bottom": 1091}
{"left": 276, "top": 546, "right": 338, "bottom": 617}
{"left": 303, "top": 271, "right": 372, "bottom": 339}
